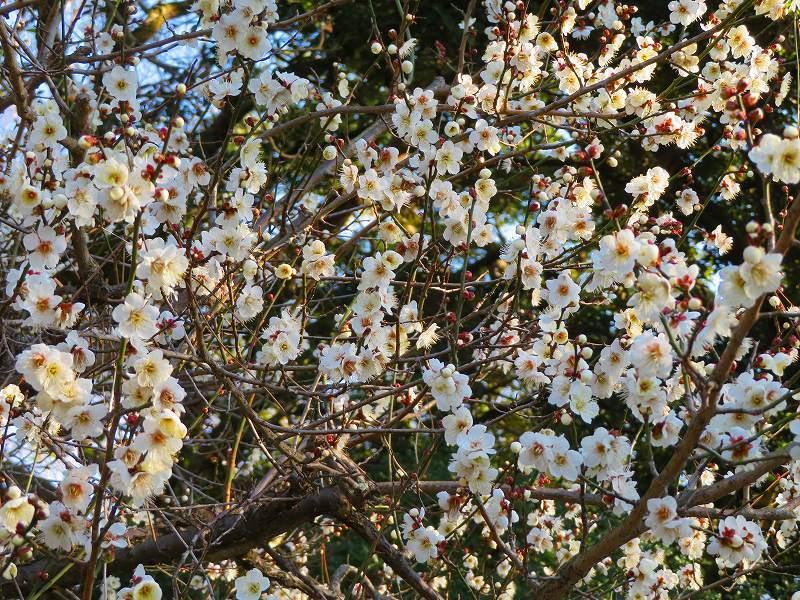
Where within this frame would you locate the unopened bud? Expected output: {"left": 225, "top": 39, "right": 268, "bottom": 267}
{"left": 322, "top": 145, "right": 337, "bottom": 160}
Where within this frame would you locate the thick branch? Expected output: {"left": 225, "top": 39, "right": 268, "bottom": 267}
{"left": 12, "top": 486, "right": 357, "bottom": 590}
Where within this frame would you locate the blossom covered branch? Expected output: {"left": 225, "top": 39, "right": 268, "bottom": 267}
{"left": 2, "top": 0, "right": 800, "bottom": 599}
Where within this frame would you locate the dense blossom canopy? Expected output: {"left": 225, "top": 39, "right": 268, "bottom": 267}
{"left": 3, "top": 0, "right": 800, "bottom": 598}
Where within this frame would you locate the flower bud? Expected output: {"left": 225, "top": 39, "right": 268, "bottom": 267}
{"left": 275, "top": 263, "right": 296, "bottom": 279}
{"left": 444, "top": 121, "right": 460, "bottom": 137}
{"left": 109, "top": 186, "right": 125, "bottom": 201}
{"left": 743, "top": 246, "right": 762, "bottom": 264}
{"left": 322, "top": 145, "right": 337, "bottom": 160}
{"left": 638, "top": 244, "right": 659, "bottom": 266}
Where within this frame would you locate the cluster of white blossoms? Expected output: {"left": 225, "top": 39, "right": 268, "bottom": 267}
{"left": 401, "top": 507, "right": 445, "bottom": 564}
{"left": 98, "top": 562, "right": 279, "bottom": 600}
{"left": 5, "top": 0, "right": 800, "bottom": 596}
{"left": 707, "top": 515, "right": 768, "bottom": 568}
{"left": 0, "top": 0, "right": 322, "bottom": 591}
{"left": 749, "top": 128, "right": 800, "bottom": 184}
{"left": 372, "top": 0, "right": 800, "bottom": 583}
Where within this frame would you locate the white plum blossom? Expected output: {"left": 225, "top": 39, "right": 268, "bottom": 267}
{"left": 707, "top": 516, "right": 768, "bottom": 567}
{"left": 234, "top": 568, "right": 270, "bottom": 600}
{"left": 423, "top": 360, "right": 472, "bottom": 412}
